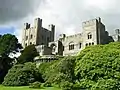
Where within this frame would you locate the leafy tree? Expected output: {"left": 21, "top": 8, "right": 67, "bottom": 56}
{"left": 0, "top": 34, "right": 22, "bottom": 83}
{"left": 75, "top": 42, "right": 120, "bottom": 89}
{"left": 39, "top": 56, "right": 76, "bottom": 86}
{"left": 18, "top": 45, "right": 39, "bottom": 64}
{"left": 3, "top": 62, "right": 43, "bottom": 86}
{"left": 0, "top": 34, "right": 22, "bottom": 56}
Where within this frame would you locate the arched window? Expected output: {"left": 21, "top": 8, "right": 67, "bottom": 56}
{"left": 69, "top": 42, "right": 74, "bottom": 50}
{"left": 88, "top": 33, "right": 92, "bottom": 39}
{"left": 30, "top": 42, "right": 32, "bottom": 45}
{"left": 50, "top": 44, "right": 56, "bottom": 54}
{"left": 92, "top": 42, "right": 94, "bottom": 45}
{"left": 86, "top": 43, "right": 88, "bottom": 46}
{"left": 89, "top": 43, "right": 91, "bottom": 46}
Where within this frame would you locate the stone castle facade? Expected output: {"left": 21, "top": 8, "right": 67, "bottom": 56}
{"left": 22, "top": 17, "right": 118, "bottom": 56}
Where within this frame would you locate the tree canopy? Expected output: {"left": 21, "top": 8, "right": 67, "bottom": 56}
{"left": 18, "top": 45, "right": 39, "bottom": 64}
{"left": 0, "top": 34, "right": 22, "bottom": 83}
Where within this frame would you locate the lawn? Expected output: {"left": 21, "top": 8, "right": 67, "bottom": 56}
{"left": 0, "top": 85, "right": 61, "bottom": 90}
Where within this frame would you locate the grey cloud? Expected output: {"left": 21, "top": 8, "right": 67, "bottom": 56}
{"left": 0, "top": 0, "right": 41, "bottom": 24}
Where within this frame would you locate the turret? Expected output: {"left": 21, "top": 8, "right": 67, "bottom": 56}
{"left": 34, "top": 18, "right": 42, "bottom": 29}
{"left": 24, "top": 23, "right": 30, "bottom": 29}
{"left": 49, "top": 24, "right": 55, "bottom": 41}
{"left": 115, "top": 29, "right": 120, "bottom": 34}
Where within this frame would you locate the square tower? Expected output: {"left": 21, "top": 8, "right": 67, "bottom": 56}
{"left": 82, "top": 17, "right": 106, "bottom": 48}
{"left": 22, "top": 18, "right": 55, "bottom": 48}
{"left": 22, "top": 18, "right": 42, "bottom": 48}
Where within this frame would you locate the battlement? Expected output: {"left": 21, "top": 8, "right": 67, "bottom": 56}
{"left": 66, "top": 33, "right": 82, "bottom": 38}
{"left": 115, "top": 29, "right": 120, "bottom": 34}
{"left": 82, "top": 17, "right": 101, "bottom": 27}
{"left": 48, "top": 24, "right": 55, "bottom": 31}
{"left": 24, "top": 23, "right": 31, "bottom": 29}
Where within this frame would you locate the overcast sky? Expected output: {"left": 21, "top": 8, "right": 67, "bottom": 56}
{"left": 0, "top": 0, "right": 120, "bottom": 43}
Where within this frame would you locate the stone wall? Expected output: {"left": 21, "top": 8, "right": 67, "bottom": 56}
{"left": 22, "top": 18, "right": 55, "bottom": 48}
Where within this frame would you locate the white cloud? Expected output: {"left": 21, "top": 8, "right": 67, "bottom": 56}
{"left": 1, "top": 0, "right": 120, "bottom": 43}
{"left": 84, "top": 0, "right": 116, "bottom": 10}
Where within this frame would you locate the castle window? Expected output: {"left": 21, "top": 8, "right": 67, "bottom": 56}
{"left": 89, "top": 43, "right": 91, "bottom": 46}
{"left": 69, "top": 42, "right": 74, "bottom": 50}
{"left": 30, "top": 42, "right": 32, "bottom": 45}
{"left": 79, "top": 43, "right": 82, "bottom": 49}
{"left": 25, "top": 43, "right": 27, "bottom": 47}
{"left": 63, "top": 46, "right": 64, "bottom": 51}
{"left": 86, "top": 43, "right": 88, "bottom": 46}
{"left": 26, "top": 36, "right": 28, "bottom": 40}
{"left": 88, "top": 33, "right": 92, "bottom": 39}
{"left": 92, "top": 42, "right": 94, "bottom": 45}
{"left": 30, "top": 35, "right": 33, "bottom": 39}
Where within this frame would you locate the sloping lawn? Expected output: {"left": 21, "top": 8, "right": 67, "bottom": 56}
{"left": 0, "top": 85, "right": 61, "bottom": 90}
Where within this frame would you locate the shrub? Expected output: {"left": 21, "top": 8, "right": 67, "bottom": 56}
{"left": 60, "top": 81, "right": 73, "bottom": 90}
{"left": 29, "top": 81, "right": 41, "bottom": 88}
{"left": 75, "top": 42, "right": 120, "bottom": 89}
{"left": 18, "top": 45, "right": 39, "bottom": 64}
{"left": 91, "top": 79, "right": 120, "bottom": 90}
{"left": 39, "top": 56, "right": 76, "bottom": 85}
{"left": 3, "top": 62, "right": 43, "bottom": 86}
{"left": 42, "top": 82, "right": 51, "bottom": 87}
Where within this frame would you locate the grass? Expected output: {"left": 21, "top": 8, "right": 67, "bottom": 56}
{"left": 0, "top": 85, "right": 61, "bottom": 90}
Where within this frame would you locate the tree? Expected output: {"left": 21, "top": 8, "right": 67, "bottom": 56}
{"left": 75, "top": 42, "right": 120, "bottom": 89}
{"left": 18, "top": 45, "right": 39, "bottom": 64}
{"left": 0, "top": 34, "right": 22, "bottom": 83}
{"left": 3, "top": 62, "right": 43, "bottom": 86}
{"left": 0, "top": 34, "right": 22, "bottom": 57}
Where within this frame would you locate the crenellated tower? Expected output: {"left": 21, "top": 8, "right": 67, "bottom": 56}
{"left": 22, "top": 18, "right": 55, "bottom": 48}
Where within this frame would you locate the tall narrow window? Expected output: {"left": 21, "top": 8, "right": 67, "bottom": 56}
{"left": 63, "top": 46, "right": 64, "bottom": 51}
{"left": 79, "top": 43, "right": 82, "bottom": 49}
{"left": 26, "top": 36, "right": 28, "bottom": 40}
{"left": 25, "top": 43, "right": 27, "bottom": 47}
{"left": 88, "top": 33, "right": 92, "bottom": 39}
{"left": 30, "top": 35, "right": 33, "bottom": 39}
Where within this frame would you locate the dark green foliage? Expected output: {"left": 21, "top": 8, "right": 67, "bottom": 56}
{"left": 0, "top": 34, "right": 21, "bottom": 83}
{"left": 29, "top": 81, "right": 41, "bottom": 88}
{"left": 2, "top": 62, "right": 43, "bottom": 86}
{"left": 42, "top": 82, "right": 51, "bottom": 87}
{"left": 18, "top": 45, "right": 39, "bottom": 64}
{"left": 0, "top": 57, "right": 14, "bottom": 83}
{"left": 60, "top": 81, "right": 73, "bottom": 90}
{"left": 0, "top": 34, "right": 21, "bottom": 56}
{"left": 91, "top": 79, "right": 120, "bottom": 90}
{"left": 39, "top": 56, "right": 76, "bottom": 86}
{"left": 75, "top": 42, "right": 120, "bottom": 89}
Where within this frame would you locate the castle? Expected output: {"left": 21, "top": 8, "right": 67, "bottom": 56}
{"left": 22, "top": 17, "right": 119, "bottom": 56}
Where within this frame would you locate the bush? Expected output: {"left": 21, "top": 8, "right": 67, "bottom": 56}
{"left": 42, "top": 82, "right": 51, "bottom": 87}
{"left": 3, "top": 62, "right": 43, "bottom": 86}
{"left": 39, "top": 56, "right": 76, "bottom": 85}
{"left": 18, "top": 45, "right": 39, "bottom": 64}
{"left": 60, "top": 81, "right": 73, "bottom": 90}
{"left": 75, "top": 42, "right": 120, "bottom": 89}
{"left": 91, "top": 79, "right": 120, "bottom": 90}
{"left": 29, "top": 81, "right": 41, "bottom": 88}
